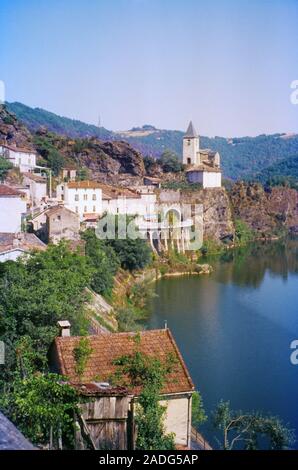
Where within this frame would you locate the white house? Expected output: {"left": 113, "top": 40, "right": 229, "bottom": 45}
{"left": 183, "top": 121, "right": 222, "bottom": 188}
{"left": 56, "top": 181, "right": 103, "bottom": 221}
{"left": 0, "top": 143, "right": 37, "bottom": 173}
{"left": 0, "top": 185, "right": 27, "bottom": 232}
{"left": 101, "top": 184, "right": 156, "bottom": 218}
{"left": 23, "top": 172, "right": 47, "bottom": 206}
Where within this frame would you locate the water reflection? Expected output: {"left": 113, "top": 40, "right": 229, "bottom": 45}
{"left": 148, "top": 239, "right": 298, "bottom": 448}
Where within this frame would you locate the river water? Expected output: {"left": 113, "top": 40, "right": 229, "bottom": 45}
{"left": 147, "top": 240, "right": 298, "bottom": 448}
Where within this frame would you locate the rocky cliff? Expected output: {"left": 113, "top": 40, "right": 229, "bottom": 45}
{"left": 229, "top": 182, "right": 298, "bottom": 235}
{"left": 0, "top": 105, "right": 33, "bottom": 149}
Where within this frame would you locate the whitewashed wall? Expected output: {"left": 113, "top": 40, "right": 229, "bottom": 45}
{"left": 160, "top": 396, "right": 191, "bottom": 446}
{"left": 0, "top": 196, "right": 27, "bottom": 232}
{"left": 56, "top": 185, "right": 102, "bottom": 220}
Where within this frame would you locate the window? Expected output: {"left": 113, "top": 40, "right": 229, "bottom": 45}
{"left": 187, "top": 158, "right": 191, "bottom": 164}
{"left": 84, "top": 206, "right": 87, "bottom": 213}
{"left": 75, "top": 207, "right": 79, "bottom": 213}
{"left": 75, "top": 194, "right": 79, "bottom": 201}
{"left": 92, "top": 194, "right": 96, "bottom": 200}
{"left": 84, "top": 194, "right": 88, "bottom": 201}
{"left": 57, "top": 215, "right": 61, "bottom": 221}
{"left": 93, "top": 206, "right": 96, "bottom": 212}
{"left": 187, "top": 139, "right": 191, "bottom": 146}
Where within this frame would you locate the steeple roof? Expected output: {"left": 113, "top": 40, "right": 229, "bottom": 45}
{"left": 184, "top": 121, "right": 197, "bottom": 138}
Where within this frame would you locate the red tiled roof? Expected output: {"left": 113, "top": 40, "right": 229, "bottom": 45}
{"left": 23, "top": 172, "right": 46, "bottom": 183}
{"left": 83, "top": 213, "right": 100, "bottom": 220}
{"left": 0, "top": 143, "right": 35, "bottom": 154}
{"left": 67, "top": 181, "right": 103, "bottom": 189}
{"left": 98, "top": 183, "right": 141, "bottom": 200}
{"left": 0, "top": 185, "right": 23, "bottom": 197}
{"left": 53, "top": 329, "right": 194, "bottom": 396}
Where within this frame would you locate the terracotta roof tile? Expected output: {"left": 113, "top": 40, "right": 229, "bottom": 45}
{"left": 53, "top": 329, "right": 194, "bottom": 396}
{"left": 67, "top": 181, "right": 103, "bottom": 189}
{"left": 0, "top": 185, "right": 24, "bottom": 197}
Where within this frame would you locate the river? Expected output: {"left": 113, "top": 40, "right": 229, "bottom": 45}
{"left": 147, "top": 240, "right": 298, "bottom": 449}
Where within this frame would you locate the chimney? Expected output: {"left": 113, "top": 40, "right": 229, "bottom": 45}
{"left": 57, "top": 320, "right": 71, "bottom": 337}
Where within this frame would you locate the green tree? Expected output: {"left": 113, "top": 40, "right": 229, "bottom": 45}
{"left": 192, "top": 391, "right": 207, "bottom": 428}
{"left": 212, "top": 400, "right": 294, "bottom": 450}
{"left": 76, "top": 167, "right": 89, "bottom": 181}
{"left": 82, "top": 229, "right": 119, "bottom": 296}
{"left": 0, "top": 242, "right": 93, "bottom": 383}
{"left": 104, "top": 216, "right": 152, "bottom": 271}
{"left": 109, "top": 236, "right": 152, "bottom": 271}
{"left": 0, "top": 156, "right": 13, "bottom": 181}
{"left": 113, "top": 347, "right": 176, "bottom": 450}
{"left": 0, "top": 372, "right": 78, "bottom": 448}
{"left": 235, "top": 219, "right": 255, "bottom": 244}
{"left": 160, "top": 150, "right": 183, "bottom": 173}
{"left": 34, "top": 134, "right": 65, "bottom": 175}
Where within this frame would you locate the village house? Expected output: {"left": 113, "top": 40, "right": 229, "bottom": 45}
{"left": 0, "top": 143, "right": 37, "bottom": 173}
{"left": 29, "top": 205, "right": 80, "bottom": 243}
{"left": 61, "top": 166, "right": 77, "bottom": 182}
{"left": 183, "top": 121, "right": 222, "bottom": 188}
{"left": 0, "top": 232, "right": 46, "bottom": 262}
{"left": 45, "top": 206, "right": 80, "bottom": 244}
{"left": 22, "top": 172, "right": 47, "bottom": 206}
{"left": 143, "top": 176, "right": 162, "bottom": 189}
{"left": 100, "top": 183, "right": 156, "bottom": 218}
{"left": 56, "top": 181, "right": 103, "bottom": 222}
{"left": 0, "top": 185, "right": 27, "bottom": 233}
{"left": 50, "top": 326, "right": 195, "bottom": 449}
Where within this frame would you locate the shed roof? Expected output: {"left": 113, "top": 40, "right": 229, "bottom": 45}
{"left": 53, "top": 329, "right": 194, "bottom": 396}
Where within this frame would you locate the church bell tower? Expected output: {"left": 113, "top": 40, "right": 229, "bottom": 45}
{"left": 183, "top": 121, "right": 200, "bottom": 166}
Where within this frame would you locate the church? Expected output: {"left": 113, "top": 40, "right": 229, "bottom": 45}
{"left": 183, "top": 121, "right": 222, "bottom": 188}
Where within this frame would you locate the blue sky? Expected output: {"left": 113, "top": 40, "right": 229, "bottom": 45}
{"left": 1, "top": 0, "right": 298, "bottom": 136}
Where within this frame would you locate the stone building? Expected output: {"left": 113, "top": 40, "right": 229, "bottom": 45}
{"left": 45, "top": 206, "right": 80, "bottom": 244}
{"left": 61, "top": 167, "right": 77, "bottom": 181}
{"left": 183, "top": 121, "right": 222, "bottom": 188}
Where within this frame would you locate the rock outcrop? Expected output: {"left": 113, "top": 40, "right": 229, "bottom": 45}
{"left": 181, "top": 188, "right": 235, "bottom": 241}
{"left": 229, "top": 182, "right": 298, "bottom": 235}
{"left": 0, "top": 105, "right": 33, "bottom": 149}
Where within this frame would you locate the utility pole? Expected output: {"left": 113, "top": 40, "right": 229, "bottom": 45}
{"left": 48, "top": 169, "right": 52, "bottom": 199}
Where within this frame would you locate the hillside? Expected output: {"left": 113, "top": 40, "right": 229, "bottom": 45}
{"left": 6, "top": 101, "right": 298, "bottom": 181}
{"left": 0, "top": 105, "right": 145, "bottom": 182}
{"left": 253, "top": 154, "right": 298, "bottom": 189}
{"left": 7, "top": 102, "right": 114, "bottom": 140}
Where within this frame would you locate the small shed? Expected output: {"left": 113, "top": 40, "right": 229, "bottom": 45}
{"left": 72, "top": 383, "right": 133, "bottom": 450}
